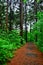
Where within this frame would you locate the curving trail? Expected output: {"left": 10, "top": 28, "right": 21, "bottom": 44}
{"left": 7, "top": 43, "right": 43, "bottom": 65}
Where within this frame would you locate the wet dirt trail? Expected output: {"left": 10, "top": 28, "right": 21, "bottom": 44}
{"left": 7, "top": 43, "right": 43, "bottom": 65}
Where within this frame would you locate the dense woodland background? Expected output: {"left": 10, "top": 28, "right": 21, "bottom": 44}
{"left": 0, "top": 0, "right": 43, "bottom": 65}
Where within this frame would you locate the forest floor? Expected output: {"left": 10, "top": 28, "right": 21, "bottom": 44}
{"left": 7, "top": 43, "right": 43, "bottom": 65}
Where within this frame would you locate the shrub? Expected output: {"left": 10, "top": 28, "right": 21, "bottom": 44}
{"left": 0, "top": 30, "right": 26, "bottom": 65}
{"left": 0, "top": 39, "right": 13, "bottom": 65}
{"left": 33, "top": 20, "right": 43, "bottom": 52}
{"left": 23, "top": 31, "right": 34, "bottom": 42}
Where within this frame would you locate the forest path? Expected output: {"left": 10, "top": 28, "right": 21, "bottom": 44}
{"left": 7, "top": 43, "right": 43, "bottom": 65}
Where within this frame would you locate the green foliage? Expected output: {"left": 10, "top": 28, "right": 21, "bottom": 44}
{"left": 22, "top": 0, "right": 27, "bottom": 3}
{"left": 0, "top": 30, "right": 25, "bottom": 65}
{"left": 0, "top": 39, "right": 13, "bottom": 65}
{"left": 32, "top": 12, "right": 43, "bottom": 52}
{"left": 37, "top": 0, "right": 40, "bottom": 3}
{"left": 27, "top": 32, "right": 34, "bottom": 42}
{"left": 37, "top": 11, "right": 43, "bottom": 20}
{"left": 23, "top": 31, "right": 34, "bottom": 42}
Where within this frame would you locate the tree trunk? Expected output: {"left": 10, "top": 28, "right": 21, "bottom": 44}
{"left": 9, "top": 0, "right": 12, "bottom": 31}
{"left": 0, "top": 21, "right": 2, "bottom": 29}
{"left": 6, "top": 0, "right": 8, "bottom": 32}
{"left": 20, "top": 0, "right": 23, "bottom": 44}
{"left": 25, "top": 4, "right": 27, "bottom": 42}
{"left": 34, "top": 0, "right": 37, "bottom": 42}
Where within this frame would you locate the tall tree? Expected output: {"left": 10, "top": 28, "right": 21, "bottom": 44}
{"left": 25, "top": 4, "right": 27, "bottom": 42}
{"left": 20, "top": 0, "right": 23, "bottom": 44}
{"left": 6, "top": 0, "right": 9, "bottom": 32}
{"left": 9, "top": 0, "right": 13, "bottom": 31}
{"left": 34, "top": 0, "right": 38, "bottom": 42}
{"left": 0, "top": 0, "right": 5, "bottom": 29}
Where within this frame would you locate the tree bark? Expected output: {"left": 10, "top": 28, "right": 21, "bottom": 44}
{"left": 34, "top": 0, "right": 37, "bottom": 42}
{"left": 20, "top": 0, "right": 23, "bottom": 44}
{"left": 25, "top": 4, "right": 27, "bottom": 42}
{"left": 0, "top": 21, "right": 2, "bottom": 29}
{"left": 9, "top": 0, "right": 12, "bottom": 31}
{"left": 6, "top": 0, "right": 8, "bottom": 32}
